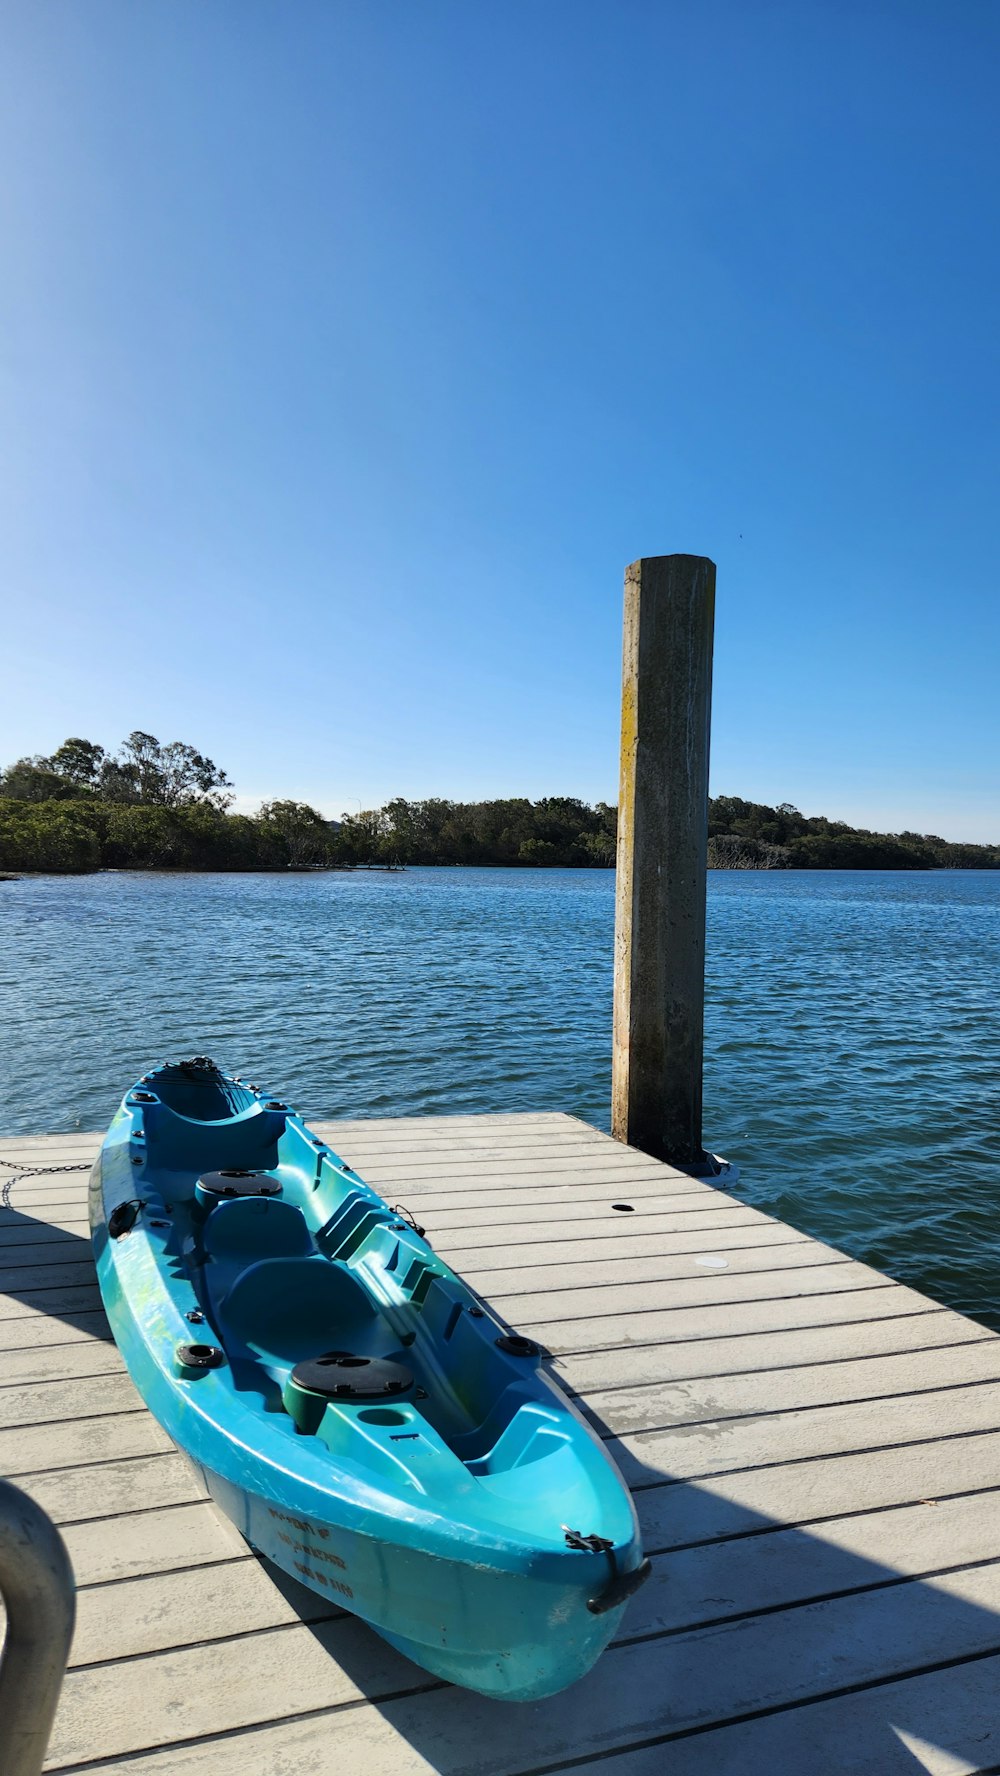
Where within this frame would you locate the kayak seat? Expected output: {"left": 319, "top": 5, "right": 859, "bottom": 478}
{"left": 200, "top": 1198, "right": 317, "bottom": 1330}
{"left": 202, "top": 1196, "right": 316, "bottom": 1264}
{"left": 219, "top": 1254, "right": 385, "bottom": 1368}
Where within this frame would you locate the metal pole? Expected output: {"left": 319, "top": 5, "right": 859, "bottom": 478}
{"left": 612, "top": 554, "right": 716, "bottom": 1169}
{"left": 0, "top": 1480, "right": 76, "bottom": 1776}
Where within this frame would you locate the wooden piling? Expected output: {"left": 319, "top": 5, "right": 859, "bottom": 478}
{"left": 612, "top": 553, "right": 716, "bottom": 1168}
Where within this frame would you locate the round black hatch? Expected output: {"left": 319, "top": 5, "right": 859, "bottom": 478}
{"left": 495, "top": 1333, "right": 540, "bottom": 1358}
{"left": 197, "top": 1170, "right": 282, "bottom": 1198}
{"left": 291, "top": 1352, "right": 414, "bottom": 1400}
{"left": 176, "top": 1342, "right": 225, "bottom": 1370}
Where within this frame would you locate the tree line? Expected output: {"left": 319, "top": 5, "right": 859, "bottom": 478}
{"left": 706, "top": 797, "right": 999, "bottom": 870}
{"left": 0, "top": 736, "right": 997, "bottom": 872}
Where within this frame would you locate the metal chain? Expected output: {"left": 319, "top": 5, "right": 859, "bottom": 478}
{"left": 0, "top": 1160, "right": 92, "bottom": 1173}
{"left": 0, "top": 1159, "right": 92, "bottom": 1210}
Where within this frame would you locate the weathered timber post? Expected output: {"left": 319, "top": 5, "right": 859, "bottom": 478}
{"left": 612, "top": 554, "right": 716, "bottom": 1169}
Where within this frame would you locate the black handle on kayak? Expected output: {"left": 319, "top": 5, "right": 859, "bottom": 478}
{"left": 587, "top": 1555, "right": 652, "bottom": 1616}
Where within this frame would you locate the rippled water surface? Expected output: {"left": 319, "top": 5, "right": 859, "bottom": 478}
{"left": 3, "top": 867, "right": 999, "bottom": 1327}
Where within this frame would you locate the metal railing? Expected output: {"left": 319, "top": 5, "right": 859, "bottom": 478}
{"left": 0, "top": 1480, "right": 76, "bottom": 1776}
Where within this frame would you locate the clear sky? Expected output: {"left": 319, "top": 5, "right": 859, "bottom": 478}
{"left": 2, "top": 1, "right": 998, "bottom": 840}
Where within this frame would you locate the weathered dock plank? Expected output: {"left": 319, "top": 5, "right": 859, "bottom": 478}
{"left": 1, "top": 1113, "right": 999, "bottom": 1775}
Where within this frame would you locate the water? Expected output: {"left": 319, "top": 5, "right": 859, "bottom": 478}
{"left": 2, "top": 867, "right": 999, "bottom": 1328}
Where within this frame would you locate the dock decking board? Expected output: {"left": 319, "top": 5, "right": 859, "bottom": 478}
{"left": 2, "top": 1116, "right": 999, "bottom": 1774}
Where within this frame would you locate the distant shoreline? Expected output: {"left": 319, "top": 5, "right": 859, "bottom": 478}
{"left": 4, "top": 863, "right": 999, "bottom": 881}
{"left": 1, "top": 792, "right": 996, "bottom": 874}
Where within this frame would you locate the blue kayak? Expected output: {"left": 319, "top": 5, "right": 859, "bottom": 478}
{"left": 89, "top": 1058, "right": 650, "bottom": 1700}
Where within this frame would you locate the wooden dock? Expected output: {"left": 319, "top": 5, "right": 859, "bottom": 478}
{"left": 3, "top": 1113, "right": 1000, "bottom": 1774}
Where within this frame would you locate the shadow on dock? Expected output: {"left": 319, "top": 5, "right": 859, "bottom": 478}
{"left": 2, "top": 1205, "right": 1000, "bottom": 1770}
{"left": 0, "top": 1205, "right": 113, "bottom": 1340}
{"left": 242, "top": 1420, "right": 1000, "bottom": 1774}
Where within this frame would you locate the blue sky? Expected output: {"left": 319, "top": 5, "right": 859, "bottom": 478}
{"left": 2, "top": 1, "right": 998, "bottom": 840}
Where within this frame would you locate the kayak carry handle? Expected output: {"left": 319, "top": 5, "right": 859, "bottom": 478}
{"left": 108, "top": 1199, "right": 145, "bottom": 1239}
{"left": 587, "top": 1555, "right": 652, "bottom": 1616}
{"left": 564, "top": 1526, "right": 652, "bottom": 1617}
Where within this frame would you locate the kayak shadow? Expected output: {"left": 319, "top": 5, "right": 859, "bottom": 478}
{"left": 0, "top": 1204, "right": 114, "bottom": 1340}
{"left": 4, "top": 1202, "right": 999, "bottom": 1769}
{"left": 245, "top": 1395, "right": 1000, "bottom": 1772}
